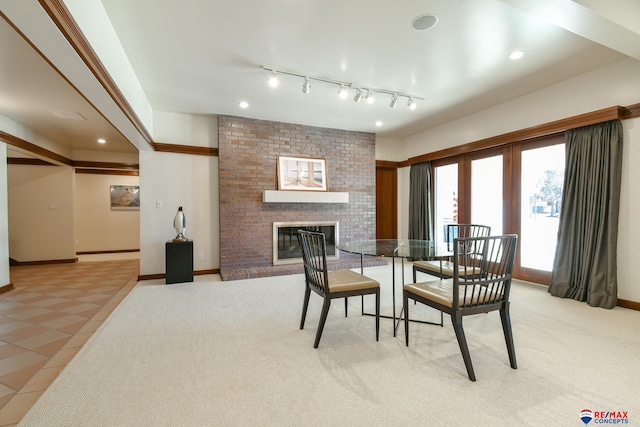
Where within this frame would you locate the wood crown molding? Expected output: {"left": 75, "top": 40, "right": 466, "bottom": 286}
{"left": 623, "top": 103, "right": 640, "bottom": 118}
{"left": 38, "top": 0, "right": 154, "bottom": 145}
{"left": 400, "top": 105, "right": 630, "bottom": 168}
{"left": 75, "top": 169, "right": 139, "bottom": 176}
{"left": 376, "top": 160, "right": 401, "bottom": 168}
{"left": 7, "top": 158, "right": 57, "bottom": 166}
{"left": 152, "top": 142, "right": 219, "bottom": 157}
{"left": 1, "top": 130, "right": 73, "bottom": 166}
{"left": 73, "top": 161, "right": 139, "bottom": 170}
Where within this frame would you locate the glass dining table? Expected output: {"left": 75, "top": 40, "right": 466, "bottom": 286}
{"left": 337, "top": 239, "right": 451, "bottom": 336}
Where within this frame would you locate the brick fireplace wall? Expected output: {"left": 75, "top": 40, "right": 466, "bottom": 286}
{"left": 218, "top": 115, "right": 377, "bottom": 280}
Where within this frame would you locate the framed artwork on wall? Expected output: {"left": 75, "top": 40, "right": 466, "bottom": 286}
{"left": 277, "top": 156, "right": 327, "bottom": 191}
{"left": 110, "top": 185, "right": 140, "bottom": 210}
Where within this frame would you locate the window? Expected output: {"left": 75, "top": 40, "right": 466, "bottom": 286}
{"left": 520, "top": 143, "right": 565, "bottom": 271}
{"left": 434, "top": 163, "right": 458, "bottom": 244}
{"left": 471, "top": 155, "right": 503, "bottom": 235}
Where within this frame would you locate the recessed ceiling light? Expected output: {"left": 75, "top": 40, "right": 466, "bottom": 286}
{"left": 509, "top": 50, "right": 525, "bottom": 60}
{"left": 97, "top": 138, "right": 106, "bottom": 144}
{"left": 239, "top": 101, "right": 249, "bottom": 108}
{"left": 411, "top": 14, "right": 438, "bottom": 31}
{"left": 375, "top": 121, "right": 383, "bottom": 127}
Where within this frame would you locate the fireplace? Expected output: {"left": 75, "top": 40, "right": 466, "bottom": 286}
{"left": 273, "top": 221, "right": 339, "bottom": 265}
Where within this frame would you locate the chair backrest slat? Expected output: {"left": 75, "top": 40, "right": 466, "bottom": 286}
{"left": 298, "top": 230, "right": 329, "bottom": 295}
{"left": 453, "top": 235, "right": 518, "bottom": 309}
{"left": 446, "top": 224, "right": 491, "bottom": 251}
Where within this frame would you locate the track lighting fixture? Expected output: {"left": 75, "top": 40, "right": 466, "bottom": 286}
{"left": 268, "top": 71, "right": 279, "bottom": 88}
{"left": 353, "top": 89, "right": 362, "bottom": 103}
{"left": 337, "top": 84, "right": 348, "bottom": 99}
{"left": 302, "top": 78, "right": 311, "bottom": 94}
{"left": 261, "top": 66, "right": 423, "bottom": 110}
{"left": 365, "top": 90, "right": 374, "bottom": 104}
{"left": 390, "top": 94, "right": 398, "bottom": 108}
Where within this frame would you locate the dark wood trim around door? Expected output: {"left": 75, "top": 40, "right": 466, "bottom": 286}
{"left": 376, "top": 162, "right": 397, "bottom": 239}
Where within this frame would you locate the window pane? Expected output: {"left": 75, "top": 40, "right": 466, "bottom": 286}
{"left": 434, "top": 164, "right": 458, "bottom": 244}
{"left": 471, "top": 155, "right": 503, "bottom": 235}
{"left": 520, "top": 144, "right": 565, "bottom": 271}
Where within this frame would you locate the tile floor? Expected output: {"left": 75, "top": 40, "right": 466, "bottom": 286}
{"left": 0, "top": 257, "right": 139, "bottom": 426}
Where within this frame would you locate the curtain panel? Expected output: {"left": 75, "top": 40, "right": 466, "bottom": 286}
{"left": 408, "top": 162, "right": 435, "bottom": 260}
{"left": 549, "top": 120, "right": 623, "bottom": 309}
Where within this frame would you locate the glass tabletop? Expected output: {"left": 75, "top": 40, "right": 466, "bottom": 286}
{"left": 337, "top": 239, "right": 451, "bottom": 259}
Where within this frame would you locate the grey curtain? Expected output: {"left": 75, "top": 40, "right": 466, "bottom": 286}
{"left": 549, "top": 120, "right": 623, "bottom": 309}
{"left": 408, "top": 162, "right": 435, "bottom": 259}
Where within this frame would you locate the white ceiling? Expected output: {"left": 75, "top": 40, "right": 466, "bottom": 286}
{"left": 1, "top": 0, "right": 639, "bottom": 158}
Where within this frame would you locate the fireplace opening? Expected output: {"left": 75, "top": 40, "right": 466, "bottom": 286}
{"left": 273, "top": 221, "right": 339, "bottom": 265}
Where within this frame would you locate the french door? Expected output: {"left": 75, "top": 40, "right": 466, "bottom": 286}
{"left": 433, "top": 135, "right": 564, "bottom": 284}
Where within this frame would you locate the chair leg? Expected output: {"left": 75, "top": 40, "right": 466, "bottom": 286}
{"left": 375, "top": 289, "right": 380, "bottom": 341}
{"left": 403, "top": 291, "right": 410, "bottom": 346}
{"left": 451, "top": 312, "right": 476, "bottom": 381}
{"left": 500, "top": 302, "right": 518, "bottom": 370}
{"left": 412, "top": 267, "right": 417, "bottom": 284}
{"left": 344, "top": 297, "right": 348, "bottom": 317}
{"left": 314, "top": 298, "right": 331, "bottom": 348}
{"left": 300, "top": 285, "right": 311, "bottom": 330}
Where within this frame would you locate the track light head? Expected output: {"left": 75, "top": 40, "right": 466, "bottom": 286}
{"left": 390, "top": 94, "right": 398, "bottom": 108}
{"left": 407, "top": 97, "right": 417, "bottom": 110}
{"left": 365, "top": 90, "right": 374, "bottom": 104}
{"left": 268, "top": 72, "right": 279, "bottom": 88}
{"left": 353, "top": 89, "right": 362, "bottom": 103}
{"left": 302, "top": 78, "right": 311, "bottom": 94}
{"left": 337, "top": 84, "right": 348, "bottom": 99}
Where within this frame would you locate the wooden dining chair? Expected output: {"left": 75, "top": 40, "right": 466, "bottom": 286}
{"left": 403, "top": 234, "right": 518, "bottom": 381}
{"left": 412, "top": 224, "right": 491, "bottom": 281}
{"left": 298, "top": 230, "right": 380, "bottom": 348}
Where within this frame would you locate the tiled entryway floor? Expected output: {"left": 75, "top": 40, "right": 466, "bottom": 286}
{"left": 0, "top": 258, "right": 139, "bottom": 426}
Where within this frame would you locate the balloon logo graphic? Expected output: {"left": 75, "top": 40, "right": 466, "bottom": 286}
{"left": 581, "top": 409, "right": 594, "bottom": 425}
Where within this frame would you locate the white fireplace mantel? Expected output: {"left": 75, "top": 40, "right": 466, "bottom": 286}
{"left": 263, "top": 190, "right": 349, "bottom": 204}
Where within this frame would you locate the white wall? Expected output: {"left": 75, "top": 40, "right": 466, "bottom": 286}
{"left": 153, "top": 111, "right": 219, "bottom": 148}
{"left": 139, "top": 151, "right": 219, "bottom": 276}
{"left": 7, "top": 164, "right": 75, "bottom": 262}
{"left": 375, "top": 137, "right": 402, "bottom": 161}
{"left": 0, "top": 144, "right": 10, "bottom": 286}
{"left": 74, "top": 173, "right": 140, "bottom": 252}
{"left": 381, "top": 58, "right": 640, "bottom": 302}
{"left": 137, "top": 112, "right": 219, "bottom": 276}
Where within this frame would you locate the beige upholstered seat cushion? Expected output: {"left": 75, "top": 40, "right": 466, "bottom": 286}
{"left": 404, "top": 279, "right": 502, "bottom": 308}
{"left": 413, "top": 260, "right": 482, "bottom": 277}
{"left": 328, "top": 269, "right": 379, "bottom": 293}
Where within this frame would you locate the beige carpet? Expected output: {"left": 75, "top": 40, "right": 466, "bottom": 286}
{"left": 17, "top": 264, "right": 640, "bottom": 426}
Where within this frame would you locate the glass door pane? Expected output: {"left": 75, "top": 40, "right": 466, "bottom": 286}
{"left": 434, "top": 164, "right": 458, "bottom": 244}
{"left": 520, "top": 144, "right": 565, "bottom": 271}
{"left": 471, "top": 155, "right": 503, "bottom": 235}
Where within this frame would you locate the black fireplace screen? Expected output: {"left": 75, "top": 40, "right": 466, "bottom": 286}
{"left": 275, "top": 224, "right": 337, "bottom": 264}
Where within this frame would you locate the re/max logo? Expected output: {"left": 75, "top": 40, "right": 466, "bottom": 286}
{"left": 594, "top": 412, "right": 628, "bottom": 419}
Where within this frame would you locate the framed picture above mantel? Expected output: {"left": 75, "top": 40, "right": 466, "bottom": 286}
{"left": 277, "top": 156, "right": 327, "bottom": 191}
